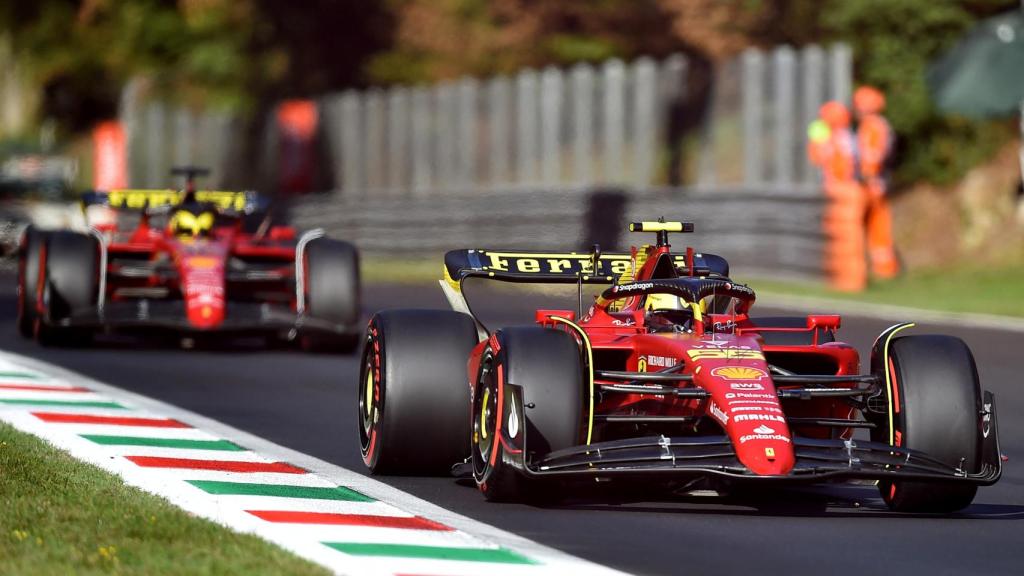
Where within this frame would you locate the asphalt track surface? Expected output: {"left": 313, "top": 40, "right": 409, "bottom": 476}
{"left": 2, "top": 273, "right": 1021, "bottom": 575}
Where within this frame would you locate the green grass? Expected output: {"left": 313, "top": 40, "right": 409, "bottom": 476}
{"left": 361, "top": 257, "right": 1024, "bottom": 317}
{"left": 0, "top": 422, "right": 329, "bottom": 576}
{"left": 747, "top": 264, "right": 1024, "bottom": 317}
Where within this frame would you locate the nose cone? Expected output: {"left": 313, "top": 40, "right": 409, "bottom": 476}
{"left": 186, "top": 299, "right": 225, "bottom": 329}
{"left": 734, "top": 424, "right": 796, "bottom": 476}
{"left": 696, "top": 362, "right": 796, "bottom": 476}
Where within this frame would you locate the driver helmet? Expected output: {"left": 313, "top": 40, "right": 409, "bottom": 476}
{"left": 645, "top": 293, "right": 685, "bottom": 311}
{"left": 168, "top": 205, "right": 215, "bottom": 238}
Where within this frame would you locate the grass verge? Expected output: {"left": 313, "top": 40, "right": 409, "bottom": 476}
{"left": 361, "top": 257, "right": 1024, "bottom": 318}
{"left": 748, "top": 264, "right": 1024, "bottom": 318}
{"left": 0, "top": 422, "right": 329, "bottom": 576}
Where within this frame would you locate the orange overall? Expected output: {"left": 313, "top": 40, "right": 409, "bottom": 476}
{"left": 809, "top": 101, "right": 867, "bottom": 292}
{"left": 854, "top": 87, "right": 900, "bottom": 279}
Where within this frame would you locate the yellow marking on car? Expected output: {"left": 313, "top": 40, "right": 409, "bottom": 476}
{"left": 365, "top": 371, "right": 374, "bottom": 416}
{"left": 629, "top": 221, "right": 685, "bottom": 233}
{"left": 479, "top": 387, "right": 490, "bottom": 440}
{"left": 687, "top": 349, "right": 764, "bottom": 360}
{"left": 882, "top": 323, "right": 916, "bottom": 446}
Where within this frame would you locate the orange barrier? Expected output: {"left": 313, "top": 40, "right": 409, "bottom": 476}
{"left": 822, "top": 180, "right": 867, "bottom": 292}
{"left": 92, "top": 121, "right": 127, "bottom": 190}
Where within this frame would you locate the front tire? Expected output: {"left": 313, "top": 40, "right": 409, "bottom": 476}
{"left": 17, "top": 226, "right": 48, "bottom": 338}
{"left": 871, "top": 335, "right": 982, "bottom": 512}
{"left": 473, "top": 326, "right": 585, "bottom": 502}
{"left": 302, "top": 238, "right": 361, "bottom": 353}
{"left": 358, "top": 309, "right": 479, "bottom": 475}
{"left": 36, "top": 231, "right": 99, "bottom": 347}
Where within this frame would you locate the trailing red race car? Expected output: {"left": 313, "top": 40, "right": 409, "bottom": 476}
{"left": 17, "top": 168, "right": 360, "bottom": 350}
{"left": 358, "top": 221, "right": 1002, "bottom": 513}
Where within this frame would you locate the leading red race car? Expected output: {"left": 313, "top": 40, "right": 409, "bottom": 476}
{"left": 357, "top": 221, "right": 1001, "bottom": 513}
{"left": 17, "top": 168, "right": 360, "bottom": 350}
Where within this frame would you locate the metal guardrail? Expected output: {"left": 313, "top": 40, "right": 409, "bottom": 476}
{"left": 287, "top": 185, "right": 827, "bottom": 280}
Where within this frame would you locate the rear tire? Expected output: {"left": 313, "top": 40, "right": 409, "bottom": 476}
{"left": 358, "top": 309, "right": 479, "bottom": 475}
{"left": 303, "top": 238, "right": 360, "bottom": 353}
{"left": 17, "top": 226, "right": 47, "bottom": 338}
{"left": 473, "top": 327, "right": 585, "bottom": 502}
{"left": 871, "top": 335, "right": 981, "bottom": 513}
{"left": 36, "top": 232, "right": 98, "bottom": 347}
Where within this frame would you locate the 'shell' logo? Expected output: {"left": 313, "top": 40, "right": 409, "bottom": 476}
{"left": 711, "top": 366, "right": 768, "bottom": 381}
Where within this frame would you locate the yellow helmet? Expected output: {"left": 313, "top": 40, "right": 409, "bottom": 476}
{"left": 168, "top": 209, "right": 215, "bottom": 237}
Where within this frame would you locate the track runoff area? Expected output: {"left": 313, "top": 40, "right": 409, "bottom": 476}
{"left": 0, "top": 350, "right": 626, "bottom": 576}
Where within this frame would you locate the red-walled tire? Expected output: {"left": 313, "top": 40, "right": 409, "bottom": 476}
{"left": 358, "top": 309, "right": 479, "bottom": 475}
{"left": 871, "top": 335, "right": 981, "bottom": 513}
{"left": 16, "top": 226, "right": 48, "bottom": 338}
{"left": 472, "top": 326, "right": 584, "bottom": 502}
{"left": 36, "top": 231, "right": 98, "bottom": 347}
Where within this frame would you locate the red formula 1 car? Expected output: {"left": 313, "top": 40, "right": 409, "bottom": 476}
{"left": 16, "top": 169, "right": 360, "bottom": 350}
{"left": 358, "top": 221, "right": 1001, "bottom": 512}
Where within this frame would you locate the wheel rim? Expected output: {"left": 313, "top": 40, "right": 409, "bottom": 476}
{"left": 472, "top": 352, "right": 499, "bottom": 480}
{"left": 358, "top": 331, "right": 380, "bottom": 462}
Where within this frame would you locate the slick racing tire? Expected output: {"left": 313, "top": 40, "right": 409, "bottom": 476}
{"left": 303, "top": 238, "right": 361, "bottom": 353}
{"left": 359, "top": 309, "right": 479, "bottom": 475}
{"left": 473, "top": 327, "right": 585, "bottom": 502}
{"left": 36, "top": 232, "right": 98, "bottom": 347}
{"left": 871, "top": 335, "right": 982, "bottom": 513}
{"left": 17, "top": 226, "right": 48, "bottom": 338}
{"left": 746, "top": 316, "right": 836, "bottom": 346}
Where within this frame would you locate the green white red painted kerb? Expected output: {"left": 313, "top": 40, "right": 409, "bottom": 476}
{"left": 0, "top": 351, "right": 627, "bottom": 576}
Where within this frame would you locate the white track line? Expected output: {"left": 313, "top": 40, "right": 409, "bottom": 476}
{"left": 0, "top": 350, "right": 631, "bottom": 576}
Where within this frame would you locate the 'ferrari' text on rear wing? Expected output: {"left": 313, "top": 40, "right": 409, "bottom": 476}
{"left": 443, "top": 249, "right": 729, "bottom": 286}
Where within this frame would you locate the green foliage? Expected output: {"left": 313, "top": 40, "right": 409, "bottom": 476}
{"left": 0, "top": 423, "right": 330, "bottom": 575}
{"left": 2, "top": 1, "right": 279, "bottom": 115}
{"left": 824, "top": 0, "right": 1020, "bottom": 185}
{"left": 545, "top": 35, "right": 622, "bottom": 64}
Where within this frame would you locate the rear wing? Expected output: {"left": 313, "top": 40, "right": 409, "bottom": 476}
{"left": 442, "top": 249, "right": 729, "bottom": 287}
{"left": 81, "top": 189, "right": 260, "bottom": 213}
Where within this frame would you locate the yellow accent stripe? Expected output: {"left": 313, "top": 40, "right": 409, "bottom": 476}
{"left": 442, "top": 264, "right": 461, "bottom": 293}
{"left": 690, "top": 301, "right": 703, "bottom": 324}
{"left": 629, "top": 221, "right": 684, "bottom": 232}
{"left": 883, "top": 323, "right": 915, "bottom": 445}
{"left": 546, "top": 316, "right": 595, "bottom": 446}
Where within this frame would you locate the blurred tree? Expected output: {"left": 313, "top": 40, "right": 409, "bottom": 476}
{"left": 366, "top": 0, "right": 677, "bottom": 84}
{"left": 823, "top": 0, "right": 1019, "bottom": 185}
{"left": 0, "top": 0, "right": 283, "bottom": 130}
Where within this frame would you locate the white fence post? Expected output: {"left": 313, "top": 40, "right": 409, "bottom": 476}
{"left": 632, "top": 57, "right": 657, "bottom": 190}
{"left": 339, "top": 91, "right": 364, "bottom": 197}
{"left": 571, "top": 63, "right": 594, "bottom": 187}
{"left": 456, "top": 77, "right": 478, "bottom": 192}
{"left": 516, "top": 68, "right": 539, "bottom": 187}
{"left": 487, "top": 76, "right": 511, "bottom": 189}
{"left": 540, "top": 66, "right": 563, "bottom": 186}
{"left": 364, "top": 88, "right": 385, "bottom": 193}
{"left": 144, "top": 102, "right": 167, "bottom": 187}
{"left": 742, "top": 49, "right": 765, "bottom": 187}
{"left": 800, "top": 45, "right": 826, "bottom": 185}
{"left": 828, "top": 43, "right": 853, "bottom": 105}
{"left": 602, "top": 59, "right": 626, "bottom": 184}
{"left": 172, "top": 107, "right": 194, "bottom": 171}
{"left": 386, "top": 87, "right": 410, "bottom": 194}
{"left": 773, "top": 46, "right": 796, "bottom": 186}
{"left": 434, "top": 82, "right": 456, "bottom": 193}
{"left": 410, "top": 86, "right": 432, "bottom": 195}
